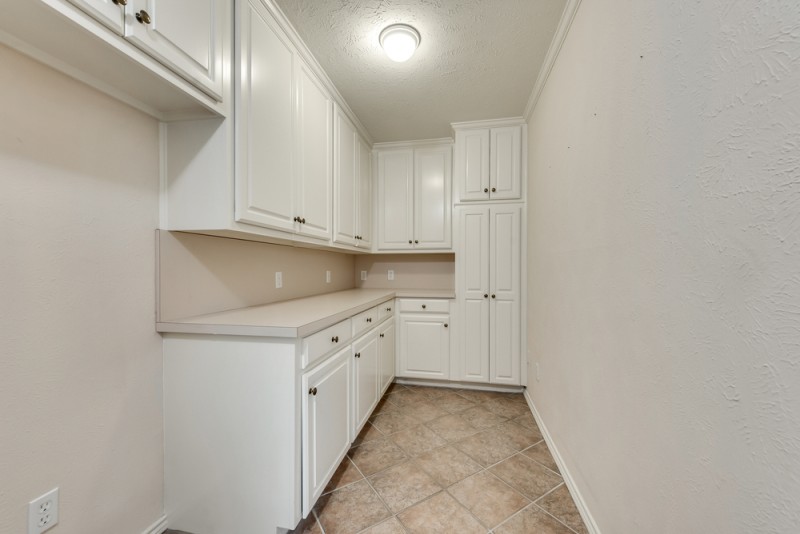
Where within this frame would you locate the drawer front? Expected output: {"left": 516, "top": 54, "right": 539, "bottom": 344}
{"left": 352, "top": 306, "right": 379, "bottom": 338}
{"left": 302, "top": 318, "right": 353, "bottom": 369}
{"left": 398, "top": 298, "right": 450, "bottom": 314}
{"left": 377, "top": 300, "right": 395, "bottom": 322}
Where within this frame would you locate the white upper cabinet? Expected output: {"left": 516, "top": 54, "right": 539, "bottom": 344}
{"left": 333, "top": 105, "right": 371, "bottom": 249}
{"left": 67, "top": 0, "right": 126, "bottom": 35}
{"left": 357, "top": 137, "right": 373, "bottom": 248}
{"left": 453, "top": 122, "right": 523, "bottom": 202}
{"left": 127, "top": 0, "right": 223, "bottom": 100}
{"left": 236, "top": 1, "right": 334, "bottom": 242}
{"left": 376, "top": 144, "right": 452, "bottom": 251}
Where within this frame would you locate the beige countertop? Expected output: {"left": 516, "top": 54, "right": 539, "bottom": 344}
{"left": 157, "top": 288, "right": 455, "bottom": 338}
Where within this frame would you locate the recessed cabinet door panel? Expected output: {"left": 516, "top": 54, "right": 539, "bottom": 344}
{"left": 456, "top": 129, "right": 490, "bottom": 201}
{"left": 333, "top": 106, "right": 358, "bottom": 246}
{"left": 236, "top": 2, "right": 295, "bottom": 232}
{"left": 399, "top": 314, "right": 449, "bottom": 379}
{"left": 128, "top": 0, "right": 222, "bottom": 99}
{"left": 357, "top": 137, "right": 373, "bottom": 248}
{"left": 377, "top": 150, "right": 414, "bottom": 249}
{"left": 353, "top": 331, "right": 379, "bottom": 439}
{"left": 414, "top": 146, "right": 452, "bottom": 249}
{"left": 67, "top": 0, "right": 126, "bottom": 34}
{"left": 490, "top": 298, "right": 519, "bottom": 384}
{"left": 457, "top": 207, "right": 490, "bottom": 382}
{"left": 490, "top": 126, "right": 521, "bottom": 200}
{"left": 296, "top": 63, "right": 332, "bottom": 241}
{"left": 490, "top": 205, "right": 521, "bottom": 385}
{"left": 302, "top": 348, "right": 351, "bottom": 515}
{"left": 379, "top": 321, "right": 395, "bottom": 395}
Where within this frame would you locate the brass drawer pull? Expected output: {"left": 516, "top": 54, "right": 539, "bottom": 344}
{"left": 135, "top": 10, "right": 151, "bottom": 24}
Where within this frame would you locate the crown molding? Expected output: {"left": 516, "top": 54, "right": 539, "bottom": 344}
{"left": 451, "top": 116, "right": 526, "bottom": 131}
{"left": 372, "top": 137, "right": 453, "bottom": 150}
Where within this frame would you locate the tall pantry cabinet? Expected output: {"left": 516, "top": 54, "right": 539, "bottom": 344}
{"left": 453, "top": 119, "right": 526, "bottom": 386}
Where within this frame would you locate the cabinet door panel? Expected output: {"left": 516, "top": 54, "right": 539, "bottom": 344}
{"left": 490, "top": 205, "right": 521, "bottom": 385}
{"left": 455, "top": 129, "right": 490, "bottom": 201}
{"left": 236, "top": 2, "right": 295, "bottom": 231}
{"left": 302, "top": 348, "right": 351, "bottom": 515}
{"left": 128, "top": 0, "right": 222, "bottom": 99}
{"left": 490, "top": 126, "right": 521, "bottom": 200}
{"left": 414, "top": 146, "right": 452, "bottom": 249}
{"left": 377, "top": 150, "right": 414, "bottom": 250}
{"left": 399, "top": 315, "right": 449, "bottom": 379}
{"left": 457, "top": 207, "right": 490, "bottom": 382}
{"left": 357, "top": 137, "right": 373, "bottom": 248}
{"left": 379, "top": 321, "right": 395, "bottom": 395}
{"left": 353, "top": 332, "right": 379, "bottom": 438}
{"left": 333, "top": 106, "right": 357, "bottom": 246}
{"left": 296, "top": 63, "right": 332, "bottom": 240}
{"left": 67, "top": 0, "right": 125, "bottom": 34}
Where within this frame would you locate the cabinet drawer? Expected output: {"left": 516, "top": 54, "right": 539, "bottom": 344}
{"left": 398, "top": 299, "right": 450, "bottom": 314}
{"left": 302, "top": 319, "right": 352, "bottom": 369}
{"left": 377, "top": 300, "right": 395, "bottom": 322}
{"left": 352, "top": 306, "right": 379, "bottom": 338}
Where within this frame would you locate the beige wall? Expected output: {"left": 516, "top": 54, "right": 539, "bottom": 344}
{"left": 354, "top": 254, "right": 454, "bottom": 290}
{"left": 526, "top": 1, "right": 800, "bottom": 532}
{"left": 0, "top": 46, "right": 164, "bottom": 533}
{"left": 158, "top": 231, "right": 356, "bottom": 321}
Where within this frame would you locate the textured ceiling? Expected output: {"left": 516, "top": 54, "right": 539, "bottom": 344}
{"left": 273, "top": 0, "right": 567, "bottom": 142}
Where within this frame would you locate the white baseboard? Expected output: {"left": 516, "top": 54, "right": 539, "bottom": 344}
{"left": 142, "top": 515, "right": 168, "bottom": 534}
{"left": 523, "top": 391, "right": 601, "bottom": 534}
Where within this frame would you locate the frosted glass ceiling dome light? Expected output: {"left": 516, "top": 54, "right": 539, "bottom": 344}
{"left": 379, "top": 24, "right": 421, "bottom": 62}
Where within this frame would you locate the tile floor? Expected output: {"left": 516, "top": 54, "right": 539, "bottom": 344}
{"left": 291, "top": 383, "right": 589, "bottom": 534}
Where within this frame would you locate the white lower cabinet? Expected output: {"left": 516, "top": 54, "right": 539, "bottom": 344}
{"left": 397, "top": 299, "right": 451, "bottom": 380}
{"left": 378, "top": 319, "right": 395, "bottom": 395}
{"left": 302, "top": 346, "right": 351, "bottom": 516}
{"left": 352, "top": 330, "right": 379, "bottom": 440}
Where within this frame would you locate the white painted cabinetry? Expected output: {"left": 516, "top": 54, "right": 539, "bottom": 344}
{"left": 456, "top": 205, "right": 522, "bottom": 385}
{"left": 397, "top": 299, "right": 451, "bottom": 380}
{"left": 302, "top": 346, "right": 351, "bottom": 516}
{"left": 352, "top": 330, "right": 379, "bottom": 439}
{"left": 67, "top": 0, "right": 126, "bottom": 34}
{"left": 333, "top": 105, "right": 372, "bottom": 249}
{"left": 454, "top": 121, "right": 523, "bottom": 202}
{"left": 236, "top": 0, "right": 332, "bottom": 241}
{"left": 378, "top": 318, "right": 396, "bottom": 395}
{"left": 376, "top": 144, "right": 452, "bottom": 251}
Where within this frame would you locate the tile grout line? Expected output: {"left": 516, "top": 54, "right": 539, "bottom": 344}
{"left": 532, "top": 500, "right": 585, "bottom": 534}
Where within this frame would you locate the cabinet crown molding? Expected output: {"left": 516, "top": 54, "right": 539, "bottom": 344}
{"left": 372, "top": 137, "right": 453, "bottom": 150}
{"left": 451, "top": 117, "right": 526, "bottom": 131}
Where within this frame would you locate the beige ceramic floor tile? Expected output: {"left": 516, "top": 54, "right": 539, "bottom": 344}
{"left": 494, "top": 504, "right": 574, "bottom": 534}
{"left": 353, "top": 421, "right": 386, "bottom": 447}
{"left": 313, "top": 479, "right": 391, "bottom": 534}
{"left": 397, "top": 491, "right": 487, "bottom": 534}
{"left": 414, "top": 386, "right": 452, "bottom": 400}
{"left": 349, "top": 437, "right": 408, "bottom": 476}
{"left": 368, "top": 461, "right": 442, "bottom": 513}
{"left": 492, "top": 420, "right": 543, "bottom": 450}
{"left": 489, "top": 453, "right": 563, "bottom": 500}
{"left": 414, "top": 445, "right": 483, "bottom": 487}
{"left": 425, "top": 413, "right": 479, "bottom": 442}
{"left": 286, "top": 513, "right": 323, "bottom": 534}
{"left": 359, "top": 516, "right": 406, "bottom": 534}
{"left": 386, "top": 388, "right": 427, "bottom": 407}
{"left": 482, "top": 397, "right": 531, "bottom": 418}
{"left": 390, "top": 424, "right": 447, "bottom": 456}
{"left": 447, "top": 471, "right": 530, "bottom": 529}
{"left": 453, "top": 389, "right": 501, "bottom": 403}
{"left": 400, "top": 399, "right": 449, "bottom": 423}
{"left": 522, "top": 441, "right": 560, "bottom": 473}
{"left": 435, "top": 391, "right": 477, "bottom": 413}
{"left": 369, "top": 411, "right": 420, "bottom": 435}
{"left": 458, "top": 405, "right": 509, "bottom": 429}
{"left": 453, "top": 429, "right": 519, "bottom": 467}
{"left": 323, "top": 456, "right": 364, "bottom": 494}
{"left": 536, "top": 484, "right": 589, "bottom": 534}
{"left": 512, "top": 413, "right": 540, "bottom": 431}
{"left": 372, "top": 397, "right": 401, "bottom": 415}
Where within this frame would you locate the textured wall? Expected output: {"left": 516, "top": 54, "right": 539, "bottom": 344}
{"left": 0, "top": 46, "right": 163, "bottom": 533}
{"left": 526, "top": 1, "right": 800, "bottom": 532}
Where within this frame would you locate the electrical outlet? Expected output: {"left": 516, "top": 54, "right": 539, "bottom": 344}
{"left": 326, "top": 270, "right": 331, "bottom": 283}
{"left": 28, "top": 488, "right": 58, "bottom": 534}
{"left": 360, "top": 270, "right": 367, "bottom": 281}
{"left": 536, "top": 363, "right": 540, "bottom": 382}
{"left": 387, "top": 269, "right": 395, "bottom": 281}
{"left": 275, "top": 272, "right": 283, "bottom": 289}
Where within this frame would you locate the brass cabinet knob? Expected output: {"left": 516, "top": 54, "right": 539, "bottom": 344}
{"left": 355, "top": 352, "right": 361, "bottom": 358}
{"left": 408, "top": 240, "right": 412, "bottom": 244}
{"left": 422, "top": 304, "right": 427, "bottom": 309}
{"left": 484, "top": 294, "right": 488, "bottom": 298}
{"left": 484, "top": 188, "right": 488, "bottom": 193}
{"left": 380, "top": 333, "right": 385, "bottom": 338}
{"left": 386, "top": 307, "right": 391, "bottom": 312}
{"left": 331, "top": 336, "right": 339, "bottom": 343}
{"left": 444, "top": 323, "right": 449, "bottom": 328}
{"left": 414, "top": 240, "right": 419, "bottom": 244}
{"left": 492, "top": 294, "right": 496, "bottom": 298}
{"left": 491, "top": 187, "right": 496, "bottom": 192}
{"left": 367, "top": 317, "right": 372, "bottom": 323}
{"left": 309, "top": 387, "right": 317, "bottom": 396}
{"left": 112, "top": 0, "right": 127, "bottom": 5}
{"left": 135, "top": 9, "right": 151, "bottom": 24}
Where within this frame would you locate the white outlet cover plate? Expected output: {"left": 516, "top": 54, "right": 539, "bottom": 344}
{"left": 388, "top": 270, "right": 395, "bottom": 281}
{"left": 326, "top": 270, "right": 331, "bottom": 283}
{"left": 275, "top": 272, "right": 283, "bottom": 288}
{"left": 28, "top": 487, "right": 59, "bottom": 534}
{"left": 361, "top": 270, "right": 367, "bottom": 281}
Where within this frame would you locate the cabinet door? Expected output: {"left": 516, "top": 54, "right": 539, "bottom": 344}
{"left": 356, "top": 136, "right": 373, "bottom": 248}
{"left": 455, "top": 129, "right": 490, "bottom": 201}
{"left": 413, "top": 146, "right": 452, "bottom": 249}
{"left": 295, "top": 62, "right": 332, "bottom": 241}
{"left": 398, "top": 314, "right": 450, "bottom": 380}
{"left": 377, "top": 150, "right": 414, "bottom": 250}
{"left": 236, "top": 1, "right": 296, "bottom": 232}
{"left": 457, "top": 207, "right": 490, "bottom": 382}
{"left": 127, "top": 0, "right": 222, "bottom": 99}
{"left": 378, "top": 321, "right": 395, "bottom": 395}
{"left": 302, "top": 348, "right": 351, "bottom": 515}
{"left": 353, "top": 331, "right": 379, "bottom": 439}
{"left": 67, "top": 0, "right": 126, "bottom": 34}
{"left": 490, "top": 126, "right": 521, "bottom": 200}
{"left": 489, "top": 205, "right": 521, "bottom": 385}
{"left": 333, "top": 106, "right": 358, "bottom": 246}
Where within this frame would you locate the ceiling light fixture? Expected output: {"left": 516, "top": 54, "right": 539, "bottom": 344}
{"left": 379, "top": 24, "right": 421, "bottom": 62}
